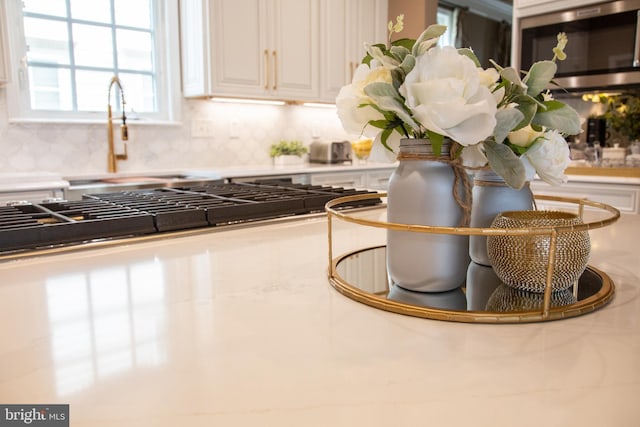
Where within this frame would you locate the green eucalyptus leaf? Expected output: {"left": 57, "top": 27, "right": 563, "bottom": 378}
{"left": 484, "top": 140, "right": 527, "bottom": 189}
{"left": 367, "top": 119, "right": 389, "bottom": 129}
{"left": 367, "top": 44, "right": 399, "bottom": 68}
{"left": 390, "top": 68, "right": 405, "bottom": 90}
{"left": 364, "top": 82, "right": 420, "bottom": 131}
{"left": 513, "top": 95, "right": 537, "bottom": 130}
{"left": 494, "top": 108, "right": 525, "bottom": 143}
{"left": 362, "top": 43, "right": 387, "bottom": 65}
{"left": 505, "top": 140, "right": 528, "bottom": 156}
{"left": 420, "top": 24, "right": 448, "bottom": 40}
{"left": 380, "top": 128, "right": 394, "bottom": 151}
{"left": 399, "top": 54, "right": 416, "bottom": 75}
{"left": 391, "top": 38, "right": 415, "bottom": 51}
{"left": 413, "top": 39, "right": 439, "bottom": 56}
{"left": 500, "top": 66, "right": 524, "bottom": 87}
{"left": 367, "top": 44, "right": 385, "bottom": 60}
{"left": 524, "top": 60, "right": 557, "bottom": 97}
{"left": 412, "top": 24, "right": 446, "bottom": 56}
{"left": 389, "top": 45, "right": 410, "bottom": 62}
{"left": 489, "top": 59, "right": 504, "bottom": 72}
{"left": 426, "top": 130, "right": 444, "bottom": 156}
{"left": 539, "top": 99, "right": 565, "bottom": 112}
{"left": 458, "top": 48, "right": 481, "bottom": 67}
{"left": 532, "top": 103, "right": 581, "bottom": 135}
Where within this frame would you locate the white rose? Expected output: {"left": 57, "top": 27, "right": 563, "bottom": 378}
{"left": 369, "top": 131, "right": 402, "bottom": 163}
{"left": 399, "top": 46, "right": 497, "bottom": 146}
{"left": 520, "top": 156, "right": 538, "bottom": 182}
{"left": 478, "top": 67, "right": 499, "bottom": 88}
{"left": 460, "top": 143, "right": 488, "bottom": 168}
{"left": 523, "top": 130, "right": 570, "bottom": 186}
{"left": 508, "top": 124, "right": 545, "bottom": 148}
{"left": 336, "top": 62, "right": 391, "bottom": 137}
{"left": 492, "top": 86, "right": 506, "bottom": 105}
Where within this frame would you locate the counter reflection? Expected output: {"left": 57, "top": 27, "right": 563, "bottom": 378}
{"left": 45, "top": 259, "right": 167, "bottom": 396}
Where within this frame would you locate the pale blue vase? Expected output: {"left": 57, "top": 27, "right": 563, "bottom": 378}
{"left": 469, "top": 169, "right": 534, "bottom": 267}
{"left": 386, "top": 139, "right": 469, "bottom": 293}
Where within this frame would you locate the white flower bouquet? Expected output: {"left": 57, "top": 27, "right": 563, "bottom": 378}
{"left": 336, "top": 15, "right": 581, "bottom": 189}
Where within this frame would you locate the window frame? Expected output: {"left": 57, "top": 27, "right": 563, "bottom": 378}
{"left": 4, "top": 0, "right": 181, "bottom": 124}
{"left": 437, "top": 6, "right": 456, "bottom": 48}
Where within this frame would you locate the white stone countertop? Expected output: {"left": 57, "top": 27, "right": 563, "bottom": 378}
{"left": 0, "top": 172, "right": 70, "bottom": 192}
{"left": 0, "top": 207, "right": 638, "bottom": 425}
{"left": 60, "top": 162, "right": 398, "bottom": 182}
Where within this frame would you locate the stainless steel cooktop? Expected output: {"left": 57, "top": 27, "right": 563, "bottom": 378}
{"left": 0, "top": 181, "right": 381, "bottom": 255}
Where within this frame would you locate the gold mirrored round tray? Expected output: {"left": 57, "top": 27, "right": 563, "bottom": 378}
{"left": 330, "top": 246, "right": 614, "bottom": 323}
{"left": 325, "top": 193, "right": 620, "bottom": 324}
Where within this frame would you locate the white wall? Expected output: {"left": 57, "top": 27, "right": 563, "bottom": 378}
{"left": 0, "top": 88, "right": 351, "bottom": 175}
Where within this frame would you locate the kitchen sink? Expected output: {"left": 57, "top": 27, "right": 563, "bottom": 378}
{"left": 64, "top": 172, "right": 224, "bottom": 200}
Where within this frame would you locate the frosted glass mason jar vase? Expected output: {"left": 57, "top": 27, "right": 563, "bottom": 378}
{"left": 386, "top": 139, "right": 469, "bottom": 293}
{"left": 469, "top": 169, "right": 534, "bottom": 266}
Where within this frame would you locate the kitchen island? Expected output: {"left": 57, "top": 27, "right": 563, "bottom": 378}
{"left": 0, "top": 205, "right": 639, "bottom": 426}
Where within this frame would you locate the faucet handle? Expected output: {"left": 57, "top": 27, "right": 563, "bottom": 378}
{"left": 115, "top": 142, "right": 128, "bottom": 161}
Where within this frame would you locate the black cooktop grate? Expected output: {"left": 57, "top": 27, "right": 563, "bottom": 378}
{"left": 0, "top": 182, "right": 381, "bottom": 253}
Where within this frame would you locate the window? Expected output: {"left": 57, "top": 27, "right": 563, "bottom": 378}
{"left": 437, "top": 6, "right": 456, "bottom": 48}
{"left": 6, "top": 0, "right": 179, "bottom": 122}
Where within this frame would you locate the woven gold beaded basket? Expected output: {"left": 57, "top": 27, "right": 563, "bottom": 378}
{"left": 486, "top": 210, "right": 591, "bottom": 293}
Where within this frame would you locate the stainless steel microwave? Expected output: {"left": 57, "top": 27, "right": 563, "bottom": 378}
{"left": 518, "top": 0, "right": 640, "bottom": 90}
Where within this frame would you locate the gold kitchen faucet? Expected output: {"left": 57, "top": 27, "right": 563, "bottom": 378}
{"left": 107, "top": 76, "right": 129, "bottom": 173}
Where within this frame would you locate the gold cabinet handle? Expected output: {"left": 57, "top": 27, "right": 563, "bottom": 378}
{"left": 264, "top": 49, "right": 270, "bottom": 89}
{"left": 272, "top": 50, "right": 278, "bottom": 91}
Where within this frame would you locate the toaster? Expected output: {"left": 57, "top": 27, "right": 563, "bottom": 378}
{"left": 309, "top": 140, "right": 352, "bottom": 164}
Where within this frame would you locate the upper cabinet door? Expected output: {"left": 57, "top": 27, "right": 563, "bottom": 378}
{"left": 0, "top": 0, "right": 9, "bottom": 84}
{"left": 319, "top": 0, "right": 349, "bottom": 101}
{"left": 180, "top": 0, "right": 210, "bottom": 96}
{"left": 269, "top": 0, "right": 319, "bottom": 100}
{"left": 210, "top": 0, "right": 269, "bottom": 97}
{"left": 350, "top": 0, "right": 388, "bottom": 63}
{"left": 319, "top": 0, "right": 388, "bottom": 102}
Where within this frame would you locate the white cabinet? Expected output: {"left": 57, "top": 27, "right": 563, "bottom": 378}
{"left": 0, "top": 173, "right": 68, "bottom": 205}
{"left": 227, "top": 166, "right": 394, "bottom": 190}
{"left": 310, "top": 168, "right": 394, "bottom": 190}
{"left": 267, "top": 0, "right": 319, "bottom": 100}
{"left": 180, "top": 0, "right": 387, "bottom": 102}
{"left": 319, "top": 0, "right": 348, "bottom": 101}
{"left": 366, "top": 169, "right": 393, "bottom": 191}
{"left": 181, "top": 0, "right": 319, "bottom": 100}
{"left": 0, "top": 0, "right": 9, "bottom": 84}
{"left": 180, "top": 0, "right": 209, "bottom": 96}
{"left": 319, "top": 0, "right": 388, "bottom": 101}
{"left": 311, "top": 171, "right": 367, "bottom": 189}
{"left": 531, "top": 179, "right": 640, "bottom": 214}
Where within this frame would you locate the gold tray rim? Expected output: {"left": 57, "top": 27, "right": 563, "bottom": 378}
{"left": 325, "top": 193, "right": 620, "bottom": 236}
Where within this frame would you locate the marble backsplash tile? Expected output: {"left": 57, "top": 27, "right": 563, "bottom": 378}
{"left": 0, "top": 88, "right": 352, "bottom": 175}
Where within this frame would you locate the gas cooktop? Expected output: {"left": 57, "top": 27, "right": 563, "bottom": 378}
{"left": 0, "top": 181, "right": 381, "bottom": 254}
